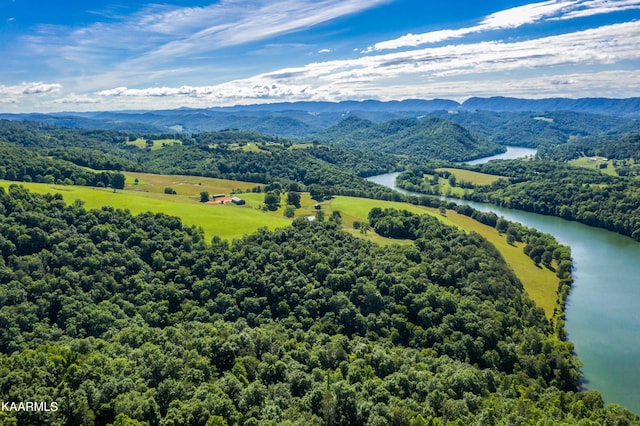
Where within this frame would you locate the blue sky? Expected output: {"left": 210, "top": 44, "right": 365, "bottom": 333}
{"left": 1, "top": 0, "right": 639, "bottom": 112}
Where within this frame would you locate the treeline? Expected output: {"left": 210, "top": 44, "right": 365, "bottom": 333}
{"left": 47, "top": 147, "right": 143, "bottom": 172}
{"left": 138, "top": 144, "right": 400, "bottom": 200}
{"left": 396, "top": 158, "right": 640, "bottom": 241}
{"left": 2, "top": 186, "right": 637, "bottom": 425}
{"left": 301, "top": 145, "right": 400, "bottom": 178}
{"left": 367, "top": 206, "right": 573, "bottom": 331}
{"left": 540, "top": 133, "right": 640, "bottom": 177}
{"left": 429, "top": 110, "right": 640, "bottom": 147}
{"left": 470, "top": 160, "right": 640, "bottom": 241}
{"left": 0, "top": 143, "right": 125, "bottom": 189}
{"left": 0, "top": 120, "right": 401, "bottom": 200}
{"left": 540, "top": 133, "right": 640, "bottom": 162}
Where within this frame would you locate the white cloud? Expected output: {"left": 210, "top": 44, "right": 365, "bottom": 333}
{"left": 366, "top": 0, "right": 640, "bottom": 52}
{"left": 25, "top": 0, "right": 390, "bottom": 66}
{"left": 6, "top": 0, "right": 640, "bottom": 112}
{"left": 0, "top": 82, "right": 62, "bottom": 96}
{"left": 53, "top": 94, "right": 101, "bottom": 104}
{"left": 91, "top": 21, "right": 640, "bottom": 108}
{"left": 552, "top": 0, "right": 640, "bottom": 20}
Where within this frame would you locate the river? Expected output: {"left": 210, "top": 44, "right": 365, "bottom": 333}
{"left": 367, "top": 147, "right": 640, "bottom": 413}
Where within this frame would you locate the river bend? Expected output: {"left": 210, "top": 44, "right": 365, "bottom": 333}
{"left": 366, "top": 151, "right": 640, "bottom": 413}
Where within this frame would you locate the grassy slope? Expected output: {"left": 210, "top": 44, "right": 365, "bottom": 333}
{"left": 436, "top": 167, "right": 506, "bottom": 185}
{"left": 0, "top": 179, "right": 290, "bottom": 241}
{"left": 568, "top": 156, "right": 619, "bottom": 177}
{"left": 127, "top": 138, "right": 182, "bottom": 150}
{"left": 125, "top": 172, "right": 260, "bottom": 196}
{"left": 0, "top": 176, "right": 559, "bottom": 317}
{"left": 439, "top": 209, "right": 559, "bottom": 317}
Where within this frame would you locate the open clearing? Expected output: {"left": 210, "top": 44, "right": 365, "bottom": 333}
{"left": 127, "top": 138, "right": 182, "bottom": 150}
{"left": 124, "top": 172, "right": 261, "bottom": 197}
{"left": 0, "top": 179, "right": 289, "bottom": 241}
{"left": 569, "top": 156, "right": 619, "bottom": 177}
{"left": 1, "top": 174, "right": 559, "bottom": 317}
{"left": 436, "top": 167, "right": 506, "bottom": 186}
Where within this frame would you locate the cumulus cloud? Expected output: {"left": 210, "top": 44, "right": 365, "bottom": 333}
{"left": 0, "top": 82, "right": 62, "bottom": 96}
{"left": 318, "top": 48, "right": 332, "bottom": 54}
{"left": 366, "top": 0, "right": 640, "bottom": 52}
{"left": 53, "top": 94, "right": 101, "bottom": 104}
{"left": 97, "top": 81, "right": 312, "bottom": 101}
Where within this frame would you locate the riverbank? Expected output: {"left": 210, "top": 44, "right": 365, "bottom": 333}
{"left": 367, "top": 159, "right": 640, "bottom": 413}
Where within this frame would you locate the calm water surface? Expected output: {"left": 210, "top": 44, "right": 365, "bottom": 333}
{"left": 367, "top": 148, "right": 640, "bottom": 413}
{"left": 462, "top": 146, "right": 537, "bottom": 164}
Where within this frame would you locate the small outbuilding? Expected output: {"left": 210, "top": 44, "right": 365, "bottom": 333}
{"left": 231, "top": 197, "right": 246, "bottom": 205}
{"left": 314, "top": 204, "right": 321, "bottom": 210}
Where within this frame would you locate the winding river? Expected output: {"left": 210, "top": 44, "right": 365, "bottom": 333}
{"left": 367, "top": 147, "right": 640, "bottom": 413}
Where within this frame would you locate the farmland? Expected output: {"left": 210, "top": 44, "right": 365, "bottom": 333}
{"left": 435, "top": 167, "right": 506, "bottom": 186}
{"left": 0, "top": 173, "right": 560, "bottom": 317}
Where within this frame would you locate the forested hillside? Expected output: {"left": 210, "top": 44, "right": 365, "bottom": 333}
{"left": 397, "top": 153, "right": 640, "bottom": 241}
{"left": 3, "top": 97, "right": 639, "bottom": 136}
{"left": 0, "top": 143, "right": 126, "bottom": 189}
{"left": 429, "top": 110, "right": 640, "bottom": 147}
{"left": 0, "top": 120, "right": 401, "bottom": 200}
{"left": 540, "top": 133, "right": 640, "bottom": 164}
{"left": 470, "top": 160, "right": 640, "bottom": 240}
{"left": 313, "top": 116, "right": 504, "bottom": 161}
{"left": 2, "top": 186, "right": 637, "bottom": 425}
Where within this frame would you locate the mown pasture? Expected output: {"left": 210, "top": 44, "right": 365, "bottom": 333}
{"left": 568, "top": 156, "right": 619, "bottom": 177}
{"left": 436, "top": 167, "right": 506, "bottom": 186}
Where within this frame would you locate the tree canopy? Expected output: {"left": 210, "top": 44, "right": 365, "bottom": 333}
{"left": 0, "top": 186, "right": 637, "bottom": 425}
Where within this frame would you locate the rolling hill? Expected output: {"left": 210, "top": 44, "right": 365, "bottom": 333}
{"left": 313, "top": 116, "right": 504, "bottom": 161}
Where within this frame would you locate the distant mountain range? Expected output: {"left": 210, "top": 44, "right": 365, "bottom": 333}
{"left": 1, "top": 96, "right": 638, "bottom": 137}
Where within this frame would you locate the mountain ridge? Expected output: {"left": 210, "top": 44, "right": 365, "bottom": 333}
{"left": 1, "top": 96, "right": 638, "bottom": 136}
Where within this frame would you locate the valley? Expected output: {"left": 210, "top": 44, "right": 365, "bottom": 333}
{"left": 0, "top": 99, "right": 639, "bottom": 425}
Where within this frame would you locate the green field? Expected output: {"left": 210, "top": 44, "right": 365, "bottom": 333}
{"left": 436, "top": 167, "right": 506, "bottom": 186}
{"left": 127, "top": 138, "right": 182, "bottom": 150}
{"left": 0, "top": 174, "right": 559, "bottom": 316}
{"left": 0, "top": 179, "right": 290, "bottom": 241}
{"left": 439, "top": 209, "right": 558, "bottom": 317}
{"left": 125, "top": 172, "right": 261, "bottom": 196}
{"left": 569, "top": 156, "right": 619, "bottom": 176}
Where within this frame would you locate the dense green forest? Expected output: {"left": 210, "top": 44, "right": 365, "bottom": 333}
{"left": 540, "top": 133, "right": 640, "bottom": 176}
{"left": 2, "top": 115, "right": 640, "bottom": 424}
{"left": 312, "top": 117, "right": 504, "bottom": 161}
{"left": 397, "top": 142, "right": 640, "bottom": 241}
{"left": 2, "top": 186, "right": 638, "bottom": 425}
{"left": 429, "top": 110, "right": 640, "bottom": 147}
{"left": 0, "top": 120, "right": 402, "bottom": 201}
{"left": 471, "top": 159, "right": 640, "bottom": 241}
{"left": 0, "top": 143, "right": 126, "bottom": 189}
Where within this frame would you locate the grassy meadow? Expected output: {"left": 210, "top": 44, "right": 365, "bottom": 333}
{"left": 127, "top": 138, "right": 182, "bottom": 150}
{"left": 568, "top": 155, "right": 619, "bottom": 176}
{"left": 0, "top": 178, "right": 289, "bottom": 241}
{"left": 436, "top": 167, "right": 506, "bottom": 186}
{"left": 124, "top": 172, "right": 261, "bottom": 196}
{"left": 0, "top": 172, "right": 560, "bottom": 316}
